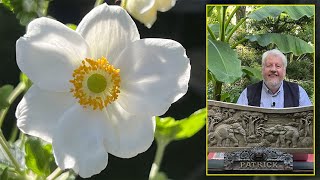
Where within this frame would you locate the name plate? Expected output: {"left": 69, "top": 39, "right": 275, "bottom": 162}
{"left": 224, "top": 147, "right": 293, "bottom": 171}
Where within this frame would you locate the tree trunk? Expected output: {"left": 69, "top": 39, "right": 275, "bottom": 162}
{"left": 236, "top": 6, "right": 246, "bottom": 24}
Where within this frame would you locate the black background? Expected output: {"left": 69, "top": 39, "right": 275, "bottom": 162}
{"left": 0, "top": 0, "right": 318, "bottom": 179}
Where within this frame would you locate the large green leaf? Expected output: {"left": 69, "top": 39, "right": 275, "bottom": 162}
{"left": 242, "top": 66, "right": 262, "bottom": 80}
{"left": 208, "top": 23, "right": 235, "bottom": 40}
{"left": 248, "top": 6, "right": 314, "bottom": 21}
{"left": 208, "top": 40, "right": 242, "bottom": 83}
{"left": 246, "top": 33, "right": 314, "bottom": 56}
{"left": 207, "top": 6, "right": 214, "bottom": 17}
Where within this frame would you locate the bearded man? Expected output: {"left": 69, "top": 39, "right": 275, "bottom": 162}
{"left": 237, "top": 49, "right": 311, "bottom": 108}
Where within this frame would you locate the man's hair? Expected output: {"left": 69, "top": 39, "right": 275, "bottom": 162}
{"left": 262, "top": 49, "right": 287, "bottom": 68}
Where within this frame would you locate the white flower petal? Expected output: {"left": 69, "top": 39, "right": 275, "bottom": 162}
{"left": 125, "top": 0, "right": 157, "bottom": 28}
{"left": 76, "top": 3, "right": 140, "bottom": 62}
{"left": 114, "top": 38, "right": 190, "bottom": 116}
{"left": 156, "top": 0, "right": 176, "bottom": 12}
{"left": 16, "top": 85, "right": 75, "bottom": 143}
{"left": 52, "top": 104, "right": 112, "bottom": 178}
{"left": 125, "top": 0, "right": 156, "bottom": 14}
{"left": 104, "top": 102, "right": 155, "bottom": 158}
{"left": 16, "top": 17, "right": 90, "bottom": 92}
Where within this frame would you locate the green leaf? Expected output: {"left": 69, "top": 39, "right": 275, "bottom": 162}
{"left": 174, "top": 109, "right": 206, "bottom": 140}
{"left": 25, "top": 137, "right": 55, "bottom": 177}
{"left": 155, "top": 108, "right": 206, "bottom": 141}
{"left": 66, "top": 24, "right": 77, "bottom": 30}
{"left": 207, "top": 40, "right": 242, "bottom": 83}
{"left": 242, "top": 66, "right": 262, "bottom": 80}
{"left": 220, "top": 93, "right": 230, "bottom": 102}
{"left": 207, "top": 6, "right": 214, "bottom": 17}
{"left": 0, "top": 167, "right": 8, "bottom": 180}
{"left": 1, "top": 0, "right": 14, "bottom": 11}
{"left": 207, "top": 71, "right": 214, "bottom": 83}
{"left": 0, "top": 85, "right": 13, "bottom": 110}
{"left": 248, "top": 6, "right": 314, "bottom": 21}
{"left": 208, "top": 23, "right": 235, "bottom": 40}
{"left": 246, "top": 33, "right": 314, "bottom": 56}
{"left": 1, "top": 0, "right": 51, "bottom": 25}
{"left": 152, "top": 171, "right": 168, "bottom": 180}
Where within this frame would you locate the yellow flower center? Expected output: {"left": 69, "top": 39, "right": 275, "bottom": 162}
{"left": 70, "top": 57, "right": 120, "bottom": 110}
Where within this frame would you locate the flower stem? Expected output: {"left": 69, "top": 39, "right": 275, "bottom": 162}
{"left": 149, "top": 138, "right": 169, "bottom": 180}
{"left": 9, "top": 123, "right": 18, "bottom": 143}
{"left": 0, "top": 130, "right": 23, "bottom": 175}
{"left": 94, "top": 0, "right": 104, "bottom": 7}
{"left": 0, "top": 82, "right": 26, "bottom": 127}
{"left": 19, "top": 133, "right": 26, "bottom": 150}
{"left": 47, "top": 167, "right": 64, "bottom": 180}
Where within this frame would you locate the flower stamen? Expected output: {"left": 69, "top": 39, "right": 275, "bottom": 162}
{"left": 70, "top": 57, "right": 120, "bottom": 110}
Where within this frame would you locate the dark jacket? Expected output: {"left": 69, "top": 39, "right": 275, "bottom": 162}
{"left": 247, "top": 80, "right": 299, "bottom": 107}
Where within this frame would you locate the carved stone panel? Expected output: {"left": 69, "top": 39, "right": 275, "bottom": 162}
{"left": 224, "top": 147, "right": 293, "bottom": 171}
{"left": 208, "top": 100, "right": 313, "bottom": 153}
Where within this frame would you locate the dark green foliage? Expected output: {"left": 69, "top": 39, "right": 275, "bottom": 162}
{"left": 290, "top": 79, "right": 314, "bottom": 101}
{"left": 1, "top": 0, "right": 50, "bottom": 25}
{"left": 287, "top": 60, "right": 313, "bottom": 81}
{"left": 0, "top": 168, "right": 8, "bottom": 180}
{"left": 222, "top": 78, "right": 252, "bottom": 103}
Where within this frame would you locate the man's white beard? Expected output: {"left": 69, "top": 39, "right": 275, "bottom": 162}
{"left": 264, "top": 78, "right": 281, "bottom": 90}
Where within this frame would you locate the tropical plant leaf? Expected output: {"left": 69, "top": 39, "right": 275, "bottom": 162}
{"left": 207, "top": 6, "right": 214, "bottom": 17}
{"left": 248, "top": 6, "right": 314, "bottom": 21}
{"left": 208, "top": 40, "right": 242, "bottom": 83}
{"left": 208, "top": 23, "right": 235, "bottom": 40}
{"left": 242, "top": 66, "right": 262, "bottom": 80}
{"left": 207, "top": 70, "right": 215, "bottom": 83}
{"left": 246, "top": 33, "right": 314, "bottom": 56}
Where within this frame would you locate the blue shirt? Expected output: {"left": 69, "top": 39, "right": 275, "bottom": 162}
{"left": 237, "top": 81, "right": 312, "bottom": 108}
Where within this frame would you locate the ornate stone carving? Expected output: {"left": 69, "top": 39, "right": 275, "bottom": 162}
{"left": 208, "top": 100, "right": 313, "bottom": 153}
{"left": 224, "top": 147, "right": 293, "bottom": 170}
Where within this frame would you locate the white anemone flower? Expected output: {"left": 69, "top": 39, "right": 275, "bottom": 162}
{"left": 122, "top": 0, "right": 176, "bottom": 28}
{"left": 15, "top": 3, "right": 190, "bottom": 178}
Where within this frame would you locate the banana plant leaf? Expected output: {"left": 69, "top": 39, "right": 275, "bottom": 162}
{"left": 242, "top": 66, "right": 262, "bottom": 80}
{"left": 248, "top": 6, "right": 314, "bottom": 21}
{"left": 208, "top": 40, "right": 242, "bottom": 83}
{"left": 208, "top": 23, "right": 235, "bottom": 40}
{"left": 246, "top": 33, "right": 314, "bottom": 56}
{"left": 207, "top": 6, "right": 214, "bottom": 17}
